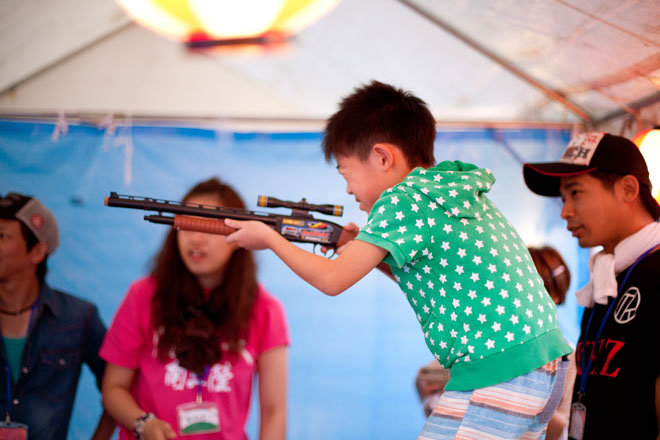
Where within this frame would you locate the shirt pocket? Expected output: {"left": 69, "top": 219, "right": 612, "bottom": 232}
{"left": 36, "top": 349, "right": 82, "bottom": 402}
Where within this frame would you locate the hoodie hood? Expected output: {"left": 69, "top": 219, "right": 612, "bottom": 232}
{"left": 396, "top": 160, "right": 495, "bottom": 220}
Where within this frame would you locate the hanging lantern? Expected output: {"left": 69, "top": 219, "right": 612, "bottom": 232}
{"left": 116, "top": 0, "right": 340, "bottom": 48}
{"left": 632, "top": 128, "right": 660, "bottom": 204}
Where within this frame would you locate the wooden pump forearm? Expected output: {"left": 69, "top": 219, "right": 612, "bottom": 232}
{"left": 173, "top": 215, "right": 237, "bottom": 235}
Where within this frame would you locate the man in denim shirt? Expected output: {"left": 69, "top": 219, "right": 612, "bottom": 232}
{"left": 0, "top": 193, "right": 115, "bottom": 439}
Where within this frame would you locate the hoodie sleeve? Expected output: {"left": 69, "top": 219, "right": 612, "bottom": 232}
{"left": 356, "top": 188, "right": 432, "bottom": 268}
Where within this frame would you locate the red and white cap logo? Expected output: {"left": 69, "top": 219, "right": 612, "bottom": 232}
{"left": 31, "top": 213, "right": 44, "bottom": 230}
{"left": 559, "top": 132, "right": 605, "bottom": 166}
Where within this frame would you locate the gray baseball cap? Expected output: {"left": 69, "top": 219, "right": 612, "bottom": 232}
{"left": 0, "top": 193, "right": 59, "bottom": 254}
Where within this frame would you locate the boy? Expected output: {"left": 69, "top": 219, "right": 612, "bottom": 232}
{"left": 523, "top": 132, "right": 660, "bottom": 440}
{"left": 226, "top": 81, "right": 571, "bottom": 438}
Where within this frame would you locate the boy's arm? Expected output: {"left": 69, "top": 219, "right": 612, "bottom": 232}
{"left": 328, "top": 222, "right": 394, "bottom": 281}
{"left": 224, "top": 219, "right": 388, "bottom": 296}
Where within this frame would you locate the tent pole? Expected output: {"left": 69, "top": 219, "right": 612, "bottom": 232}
{"left": 592, "top": 92, "right": 660, "bottom": 126}
{"left": 397, "top": 0, "right": 591, "bottom": 123}
{"left": 0, "top": 112, "right": 577, "bottom": 131}
{"left": 0, "top": 20, "right": 132, "bottom": 96}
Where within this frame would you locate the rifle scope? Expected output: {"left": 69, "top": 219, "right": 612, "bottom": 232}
{"left": 257, "top": 195, "right": 343, "bottom": 217}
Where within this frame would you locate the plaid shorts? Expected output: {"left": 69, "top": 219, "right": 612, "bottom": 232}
{"left": 418, "top": 357, "right": 569, "bottom": 440}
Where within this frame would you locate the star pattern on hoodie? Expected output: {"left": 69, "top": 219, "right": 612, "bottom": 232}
{"left": 358, "top": 164, "right": 560, "bottom": 368}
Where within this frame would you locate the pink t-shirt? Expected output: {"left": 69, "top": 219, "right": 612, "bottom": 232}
{"left": 100, "top": 277, "right": 289, "bottom": 439}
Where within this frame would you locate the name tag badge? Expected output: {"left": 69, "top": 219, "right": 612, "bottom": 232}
{"left": 176, "top": 401, "right": 220, "bottom": 435}
{"left": 0, "top": 422, "right": 28, "bottom": 440}
{"left": 568, "top": 402, "right": 586, "bottom": 440}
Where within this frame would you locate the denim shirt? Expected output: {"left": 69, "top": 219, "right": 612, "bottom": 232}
{"left": 0, "top": 283, "right": 107, "bottom": 440}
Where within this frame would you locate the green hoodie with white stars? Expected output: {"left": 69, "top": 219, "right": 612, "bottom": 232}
{"left": 356, "top": 160, "right": 572, "bottom": 391}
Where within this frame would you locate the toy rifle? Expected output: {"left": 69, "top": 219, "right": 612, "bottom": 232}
{"left": 104, "top": 192, "right": 355, "bottom": 253}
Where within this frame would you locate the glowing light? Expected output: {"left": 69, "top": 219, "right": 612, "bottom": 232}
{"left": 632, "top": 128, "right": 660, "bottom": 203}
{"left": 116, "top": 0, "right": 339, "bottom": 47}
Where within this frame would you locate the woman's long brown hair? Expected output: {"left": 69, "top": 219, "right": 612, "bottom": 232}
{"left": 150, "top": 178, "right": 258, "bottom": 375}
{"left": 528, "top": 246, "right": 571, "bottom": 306}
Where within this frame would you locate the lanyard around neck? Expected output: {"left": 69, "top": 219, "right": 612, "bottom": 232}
{"left": 578, "top": 245, "right": 657, "bottom": 397}
{"left": 195, "top": 366, "right": 210, "bottom": 405}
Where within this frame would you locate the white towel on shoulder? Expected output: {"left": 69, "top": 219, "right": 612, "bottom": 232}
{"left": 576, "top": 222, "right": 660, "bottom": 307}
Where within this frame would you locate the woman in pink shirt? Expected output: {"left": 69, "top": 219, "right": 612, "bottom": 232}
{"left": 101, "top": 178, "right": 289, "bottom": 440}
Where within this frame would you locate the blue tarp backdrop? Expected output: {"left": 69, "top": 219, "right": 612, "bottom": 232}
{"left": 0, "top": 120, "right": 585, "bottom": 439}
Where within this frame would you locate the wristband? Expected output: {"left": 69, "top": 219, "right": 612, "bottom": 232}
{"left": 133, "top": 412, "right": 155, "bottom": 439}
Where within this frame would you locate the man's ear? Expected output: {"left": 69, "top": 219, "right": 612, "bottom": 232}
{"left": 618, "top": 174, "right": 640, "bottom": 203}
{"left": 28, "top": 242, "right": 48, "bottom": 265}
{"left": 371, "top": 143, "right": 398, "bottom": 170}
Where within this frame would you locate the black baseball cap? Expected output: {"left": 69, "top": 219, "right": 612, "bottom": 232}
{"left": 0, "top": 193, "right": 59, "bottom": 254}
{"left": 523, "top": 132, "right": 652, "bottom": 197}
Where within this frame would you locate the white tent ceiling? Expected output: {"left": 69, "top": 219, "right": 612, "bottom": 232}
{"left": 1, "top": 0, "right": 659, "bottom": 130}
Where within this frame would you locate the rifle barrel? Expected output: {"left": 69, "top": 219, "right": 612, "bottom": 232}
{"left": 106, "top": 193, "right": 277, "bottom": 225}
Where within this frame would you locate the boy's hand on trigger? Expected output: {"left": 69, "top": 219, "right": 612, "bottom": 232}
{"left": 224, "top": 219, "right": 278, "bottom": 250}
{"left": 325, "top": 222, "right": 360, "bottom": 255}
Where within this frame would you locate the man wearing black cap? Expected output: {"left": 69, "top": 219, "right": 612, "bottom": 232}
{"left": 523, "top": 132, "right": 660, "bottom": 440}
{"left": 0, "top": 193, "right": 115, "bottom": 439}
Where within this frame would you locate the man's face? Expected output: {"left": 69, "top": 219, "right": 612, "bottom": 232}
{"left": 336, "top": 153, "right": 387, "bottom": 213}
{"left": 559, "top": 173, "right": 626, "bottom": 252}
{"left": 0, "top": 219, "right": 33, "bottom": 281}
